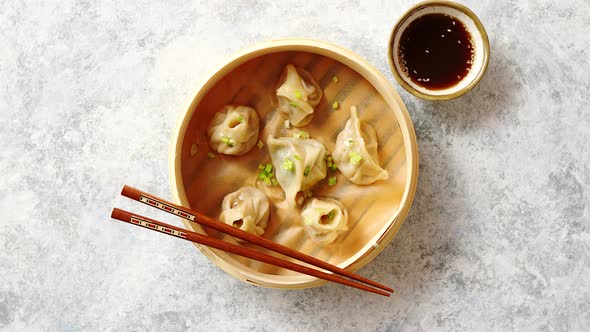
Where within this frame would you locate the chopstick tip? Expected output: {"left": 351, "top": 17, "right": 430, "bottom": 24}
{"left": 121, "top": 184, "right": 130, "bottom": 195}
{"left": 111, "top": 207, "right": 127, "bottom": 220}
{"left": 111, "top": 208, "right": 119, "bottom": 219}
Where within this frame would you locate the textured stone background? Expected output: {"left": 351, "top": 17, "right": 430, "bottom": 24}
{"left": 1, "top": 0, "right": 589, "bottom": 331}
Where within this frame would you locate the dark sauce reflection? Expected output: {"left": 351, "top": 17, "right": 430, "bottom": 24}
{"left": 397, "top": 13, "right": 474, "bottom": 90}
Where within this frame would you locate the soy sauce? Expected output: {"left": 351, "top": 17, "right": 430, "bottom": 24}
{"left": 397, "top": 13, "right": 474, "bottom": 90}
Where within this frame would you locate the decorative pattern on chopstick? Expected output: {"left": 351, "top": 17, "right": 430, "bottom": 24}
{"left": 110, "top": 208, "right": 390, "bottom": 297}
{"left": 130, "top": 216, "right": 187, "bottom": 239}
{"left": 121, "top": 185, "right": 394, "bottom": 293}
{"left": 139, "top": 195, "right": 196, "bottom": 221}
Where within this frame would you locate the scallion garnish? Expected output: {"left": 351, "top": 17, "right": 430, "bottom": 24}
{"left": 327, "top": 176, "right": 337, "bottom": 186}
{"left": 349, "top": 152, "right": 362, "bottom": 166}
{"left": 221, "top": 136, "right": 234, "bottom": 147}
{"left": 258, "top": 162, "right": 277, "bottom": 186}
{"left": 327, "top": 210, "right": 335, "bottom": 220}
{"left": 294, "top": 131, "right": 310, "bottom": 139}
{"left": 282, "top": 158, "right": 295, "bottom": 172}
{"left": 264, "top": 163, "right": 273, "bottom": 173}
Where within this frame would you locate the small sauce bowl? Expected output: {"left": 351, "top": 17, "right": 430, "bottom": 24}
{"left": 388, "top": 1, "right": 490, "bottom": 100}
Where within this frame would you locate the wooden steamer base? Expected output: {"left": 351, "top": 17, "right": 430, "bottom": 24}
{"left": 169, "top": 39, "right": 418, "bottom": 289}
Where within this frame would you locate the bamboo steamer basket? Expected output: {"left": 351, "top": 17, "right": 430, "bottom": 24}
{"left": 169, "top": 39, "right": 418, "bottom": 289}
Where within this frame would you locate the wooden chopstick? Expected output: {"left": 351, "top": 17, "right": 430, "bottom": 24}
{"left": 121, "top": 185, "right": 394, "bottom": 293}
{"left": 110, "top": 208, "right": 389, "bottom": 296}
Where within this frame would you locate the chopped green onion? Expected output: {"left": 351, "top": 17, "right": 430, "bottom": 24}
{"left": 304, "top": 217, "right": 312, "bottom": 225}
{"left": 332, "top": 76, "right": 339, "bottom": 83}
{"left": 271, "top": 178, "right": 278, "bottom": 185}
{"left": 304, "top": 166, "right": 311, "bottom": 176}
{"left": 282, "top": 158, "right": 295, "bottom": 172}
{"left": 257, "top": 140, "right": 264, "bottom": 149}
{"left": 264, "top": 163, "right": 273, "bottom": 173}
{"left": 221, "top": 136, "right": 234, "bottom": 147}
{"left": 327, "top": 176, "right": 337, "bottom": 186}
{"left": 236, "top": 115, "right": 244, "bottom": 123}
{"left": 294, "top": 154, "right": 302, "bottom": 160}
{"left": 327, "top": 210, "right": 335, "bottom": 220}
{"left": 294, "top": 90, "right": 302, "bottom": 99}
{"left": 325, "top": 153, "right": 338, "bottom": 172}
{"left": 349, "top": 152, "right": 362, "bottom": 166}
{"left": 294, "top": 131, "right": 310, "bottom": 139}
{"left": 332, "top": 101, "right": 339, "bottom": 110}
{"left": 207, "top": 152, "right": 216, "bottom": 159}
{"left": 258, "top": 162, "right": 276, "bottom": 184}
{"left": 289, "top": 101, "right": 297, "bottom": 107}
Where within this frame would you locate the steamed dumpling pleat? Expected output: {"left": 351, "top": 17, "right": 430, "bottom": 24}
{"left": 220, "top": 187, "right": 270, "bottom": 237}
{"left": 267, "top": 137, "right": 327, "bottom": 207}
{"left": 207, "top": 105, "right": 259, "bottom": 156}
{"left": 332, "top": 106, "right": 388, "bottom": 185}
{"left": 301, "top": 197, "right": 348, "bottom": 244}
{"left": 276, "top": 64, "right": 322, "bottom": 127}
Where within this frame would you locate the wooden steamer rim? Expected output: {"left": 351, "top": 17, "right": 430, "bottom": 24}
{"left": 169, "top": 39, "right": 419, "bottom": 289}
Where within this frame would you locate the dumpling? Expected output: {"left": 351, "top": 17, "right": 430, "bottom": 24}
{"left": 332, "top": 106, "right": 388, "bottom": 185}
{"left": 267, "top": 137, "right": 327, "bottom": 207}
{"left": 207, "top": 105, "right": 259, "bottom": 155}
{"left": 220, "top": 186, "right": 270, "bottom": 237}
{"left": 301, "top": 198, "right": 348, "bottom": 244}
{"left": 276, "top": 64, "right": 322, "bottom": 127}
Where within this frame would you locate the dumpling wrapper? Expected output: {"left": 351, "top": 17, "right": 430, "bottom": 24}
{"left": 267, "top": 137, "right": 327, "bottom": 207}
{"left": 301, "top": 197, "right": 349, "bottom": 245}
{"left": 220, "top": 186, "right": 270, "bottom": 237}
{"left": 276, "top": 64, "right": 322, "bottom": 127}
{"left": 207, "top": 105, "right": 259, "bottom": 156}
{"left": 332, "top": 106, "right": 388, "bottom": 185}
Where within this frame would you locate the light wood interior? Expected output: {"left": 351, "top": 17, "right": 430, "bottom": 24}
{"left": 169, "top": 40, "right": 418, "bottom": 289}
